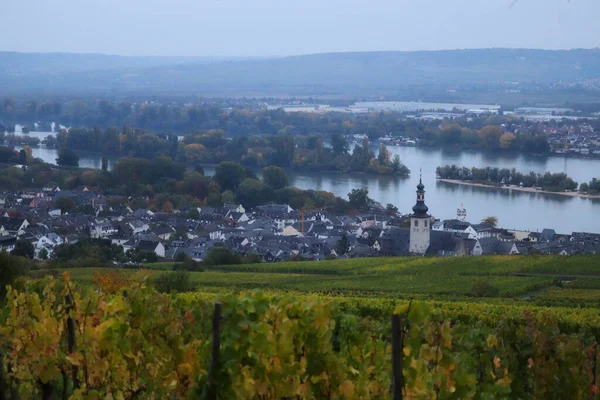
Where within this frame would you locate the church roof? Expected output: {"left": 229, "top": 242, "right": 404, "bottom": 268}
{"left": 411, "top": 177, "right": 429, "bottom": 217}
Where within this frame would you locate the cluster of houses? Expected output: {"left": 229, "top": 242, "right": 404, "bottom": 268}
{"left": 0, "top": 182, "right": 599, "bottom": 263}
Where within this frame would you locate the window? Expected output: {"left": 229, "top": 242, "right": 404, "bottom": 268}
{"left": 424, "top": 220, "right": 428, "bottom": 228}
{"left": 414, "top": 220, "right": 418, "bottom": 227}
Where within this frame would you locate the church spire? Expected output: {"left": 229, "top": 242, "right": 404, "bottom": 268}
{"left": 412, "top": 171, "right": 429, "bottom": 217}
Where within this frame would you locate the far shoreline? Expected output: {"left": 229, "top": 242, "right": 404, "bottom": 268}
{"left": 437, "top": 178, "right": 600, "bottom": 199}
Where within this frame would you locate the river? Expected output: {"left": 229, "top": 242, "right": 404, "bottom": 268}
{"left": 16, "top": 131, "right": 600, "bottom": 234}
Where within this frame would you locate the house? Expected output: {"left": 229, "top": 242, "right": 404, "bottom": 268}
{"left": 34, "top": 233, "right": 64, "bottom": 259}
{"left": 425, "top": 231, "right": 459, "bottom": 257}
{"left": 221, "top": 203, "right": 245, "bottom": 214}
{"left": 455, "top": 238, "right": 479, "bottom": 256}
{"left": 149, "top": 225, "right": 175, "bottom": 241}
{"left": 225, "top": 211, "right": 250, "bottom": 225}
{"left": 540, "top": 229, "right": 557, "bottom": 243}
{"left": 255, "top": 204, "right": 293, "bottom": 216}
{"left": 136, "top": 240, "right": 166, "bottom": 258}
{"left": 0, "top": 235, "right": 17, "bottom": 252}
{"left": 359, "top": 215, "right": 380, "bottom": 229}
{"left": 128, "top": 220, "right": 149, "bottom": 235}
{"left": 0, "top": 217, "right": 30, "bottom": 236}
{"left": 435, "top": 219, "right": 478, "bottom": 239}
{"left": 471, "top": 223, "right": 496, "bottom": 239}
{"left": 133, "top": 209, "right": 155, "bottom": 219}
{"left": 473, "top": 237, "right": 519, "bottom": 256}
{"left": 90, "top": 221, "right": 118, "bottom": 239}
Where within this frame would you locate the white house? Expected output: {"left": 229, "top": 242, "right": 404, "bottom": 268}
{"left": 34, "top": 233, "right": 64, "bottom": 259}
{"left": 128, "top": 220, "right": 149, "bottom": 235}
{"left": 0, "top": 235, "right": 17, "bottom": 252}
{"left": 436, "top": 219, "right": 478, "bottom": 239}
{"left": 0, "top": 218, "right": 30, "bottom": 236}
{"left": 90, "top": 221, "right": 118, "bottom": 239}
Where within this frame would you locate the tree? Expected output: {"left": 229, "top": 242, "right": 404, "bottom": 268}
{"left": 481, "top": 216, "right": 498, "bottom": 228}
{"left": 203, "top": 247, "right": 242, "bottom": 266}
{"left": 377, "top": 143, "right": 390, "bottom": 165}
{"left": 335, "top": 233, "right": 350, "bottom": 255}
{"left": 331, "top": 133, "right": 349, "bottom": 155}
{"left": 54, "top": 196, "right": 76, "bottom": 213}
{"left": 0, "top": 252, "right": 26, "bottom": 298}
{"left": 580, "top": 182, "right": 589, "bottom": 193}
{"left": 161, "top": 200, "right": 175, "bottom": 214}
{"left": 56, "top": 147, "right": 79, "bottom": 167}
{"left": 206, "top": 190, "right": 222, "bottom": 207}
{"left": 499, "top": 133, "right": 516, "bottom": 149}
{"left": 235, "top": 178, "right": 265, "bottom": 209}
{"left": 386, "top": 203, "right": 399, "bottom": 215}
{"left": 18, "top": 150, "right": 27, "bottom": 165}
{"left": 221, "top": 190, "right": 235, "bottom": 204}
{"left": 175, "top": 251, "right": 187, "bottom": 262}
{"left": 194, "top": 164, "right": 205, "bottom": 175}
{"left": 38, "top": 248, "right": 49, "bottom": 260}
{"left": 12, "top": 240, "right": 34, "bottom": 259}
{"left": 101, "top": 156, "right": 108, "bottom": 172}
{"left": 348, "top": 188, "right": 371, "bottom": 209}
{"left": 188, "top": 207, "right": 200, "bottom": 219}
{"left": 261, "top": 165, "right": 289, "bottom": 190}
{"left": 213, "top": 161, "right": 249, "bottom": 192}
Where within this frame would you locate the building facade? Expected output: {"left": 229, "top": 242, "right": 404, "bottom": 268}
{"left": 409, "top": 177, "right": 431, "bottom": 254}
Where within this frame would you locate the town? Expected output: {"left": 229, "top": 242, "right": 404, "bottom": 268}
{"left": 1, "top": 177, "right": 598, "bottom": 267}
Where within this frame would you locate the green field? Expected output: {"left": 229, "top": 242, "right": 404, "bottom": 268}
{"left": 59, "top": 255, "right": 600, "bottom": 305}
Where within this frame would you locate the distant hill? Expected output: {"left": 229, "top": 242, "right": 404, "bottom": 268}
{"left": 2, "top": 48, "right": 600, "bottom": 98}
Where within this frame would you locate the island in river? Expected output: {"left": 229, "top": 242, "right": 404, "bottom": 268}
{"left": 438, "top": 178, "right": 600, "bottom": 199}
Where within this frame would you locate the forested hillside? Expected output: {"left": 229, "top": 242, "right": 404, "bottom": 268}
{"left": 2, "top": 48, "right": 600, "bottom": 97}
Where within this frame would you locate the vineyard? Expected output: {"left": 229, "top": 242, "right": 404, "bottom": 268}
{"left": 2, "top": 273, "right": 600, "bottom": 399}
{"left": 56, "top": 255, "right": 600, "bottom": 304}
{"left": 4, "top": 255, "right": 600, "bottom": 398}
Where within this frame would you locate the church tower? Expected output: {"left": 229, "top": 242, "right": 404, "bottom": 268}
{"left": 409, "top": 173, "right": 431, "bottom": 255}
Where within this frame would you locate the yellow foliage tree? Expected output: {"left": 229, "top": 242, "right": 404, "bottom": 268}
{"left": 499, "top": 133, "right": 516, "bottom": 149}
{"left": 162, "top": 200, "right": 175, "bottom": 214}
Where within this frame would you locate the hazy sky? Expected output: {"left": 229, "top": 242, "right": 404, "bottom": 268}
{"left": 2, "top": 0, "right": 599, "bottom": 56}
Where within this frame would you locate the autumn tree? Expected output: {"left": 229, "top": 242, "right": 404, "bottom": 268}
{"left": 499, "top": 133, "right": 516, "bottom": 149}
{"left": 162, "top": 200, "right": 175, "bottom": 214}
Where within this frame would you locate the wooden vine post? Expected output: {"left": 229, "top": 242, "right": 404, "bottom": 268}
{"left": 65, "top": 295, "right": 79, "bottom": 390}
{"left": 391, "top": 314, "right": 404, "bottom": 400}
{"left": 206, "top": 302, "right": 222, "bottom": 400}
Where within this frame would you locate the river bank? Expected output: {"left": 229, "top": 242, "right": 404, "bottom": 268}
{"left": 438, "top": 178, "right": 600, "bottom": 199}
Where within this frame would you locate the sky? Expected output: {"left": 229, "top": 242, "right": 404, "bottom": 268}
{"left": 2, "top": 0, "right": 599, "bottom": 56}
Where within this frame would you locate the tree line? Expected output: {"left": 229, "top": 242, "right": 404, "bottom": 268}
{"left": 579, "top": 178, "right": 600, "bottom": 194}
{"left": 50, "top": 126, "right": 410, "bottom": 175}
{"left": 0, "top": 154, "right": 357, "bottom": 214}
{"left": 0, "top": 97, "right": 569, "bottom": 155}
{"left": 436, "top": 164, "right": 578, "bottom": 192}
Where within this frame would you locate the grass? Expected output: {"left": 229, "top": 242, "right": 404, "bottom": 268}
{"left": 58, "top": 254, "right": 600, "bottom": 300}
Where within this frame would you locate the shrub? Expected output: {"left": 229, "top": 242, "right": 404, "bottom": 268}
{"left": 471, "top": 280, "right": 500, "bottom": 297}
{"left": 154, "top": 270, "right": 193, "bottom": 293}
{"left": 202, "top": 247, "right": 241, "bottom": 266}
{"left": 242, "top": 254, "right": 262, "bottom": 264}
